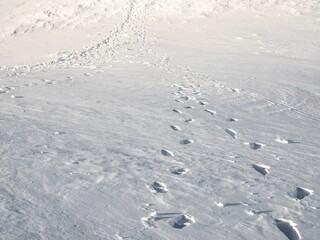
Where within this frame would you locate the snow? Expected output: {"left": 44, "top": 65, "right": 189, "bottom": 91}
{"left": 1, "top": 0, "right": 320, "bottom": 239}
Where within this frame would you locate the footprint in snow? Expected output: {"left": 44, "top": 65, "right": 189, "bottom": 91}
{"left": 182, "top": 96, "right": 196, "bottom": 101}
{"left": 173, "top": 109, "right": 182, "bottom": 114}
{"left": 171, "top": 214, "right": 195, "bottom": 229}
{"left": 275, "top": 138, "right": 301, "bottom": 144}
{"left": 248, "top": 142, "right": 265, "bottom": 150}
{"left": 42, "top": 79, "right": 55, "bottom": 85}
{"left": 181, "top": 139, "right": 194, "bottom": 145}
{"left": 184, "top": 119, "right": 195, "bottom": 123}
{"left": 0, "top": 87, "right": 9, "bottom": 94}
{"left": 295, "top": 187, "right": 313, "bottom": 200}
{"left": 275, "top": 218, "right": 301, "bottom": 240}
{"left": 152, "top": 182, "right": 168, "bottom": 193}
{"left": 175, "top": 99, "right": 184, "bottom": 103}
{"left": 246, "top": 209, "right": 273, "bottom": 215}
{"left": 227, "top": 118, "right": 239, "bottom": 122}
{"left": 161, "top": 149, "right": 174, "bottom": 157}
{"left": 184, "top": 106, "right": 194, "bottom": 109}
{"left": 198, "top": 101, "right": 208, "bottom": 106}
{"left": 171, "top": 168, "right": 190, "bottom": 175}
{"left": 205, "top": 109, "right": 216, "bottom": 115}
{"left": 230, "top": 88, "right": 242, "bottom": 93}
{"left": 215, "top": 201, "right": 246, "bottom": 208}
{"left": 170, "top": 125, "right": 181, "bottom": 131}
{"left": 252, "top": 164, "right": 270, "bottom": 176}
{"left": 225, "top": 129, "right": 237, "bottom": 139}
{"left": 10, "top": 95, "right": 24, "bottom": 99}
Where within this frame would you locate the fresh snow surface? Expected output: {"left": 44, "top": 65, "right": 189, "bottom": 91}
{"left": 1, "top": 0, "right": 320, "bottom": 239}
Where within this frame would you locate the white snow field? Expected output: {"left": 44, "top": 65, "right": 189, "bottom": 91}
{"left": 1, "top": 0, "right": 320, "bottom": 239}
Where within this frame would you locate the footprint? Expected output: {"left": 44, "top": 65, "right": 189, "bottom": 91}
{"left": 10, "top": 95, "right": 24, "bottom": 99}
{"left": 227, "top": 118, "right": 239, "bottom": 122}
{"left": 175, "top": 99, "right": 184, "bottom": 103}
{"left": 152, "top": 182, "right": 168, "bottom": 193}
{"left": 170, "top": 125, "right": 181, "bottom": 131}
{"left": 183, "top": 96, "right": 191, "bottom": 101}
{"left": 41, "top": 79, "right": 55, "bottom": 85}
{"left": 295, "top": 187, "right": 313, "bottom": 200}
{"left": 231, "top": 88, "right": 242, "bottom": 93}
{"left": 275, "top": 138, "right": 301, "bottom": 144}
{"left": 181, "top": 139, "right": 194, "bottom": 145}
{"left": 54, "top": 131, "right": 66, "bottom": 135}
{"left": 215, "top": 201, "right": 245, "bottom": 208}
{"left": 205, "top": 109, "right": 216, "bottom": 115}
{"left": 275, "top": 138, "right": 289, "bottom": 144}
{"left": 225, "top": 129, "right": 237, "bottom": 139}
{"left": 184, "top": 106, "right": 194, "bottom": 109}
{"left": 249, "top": 142, "right": 265, "bottom": 150}
{"left": 141, "top": 212, "right": 157, "bottom": 228}
{"left": 199, "top": 101, "right": 208, "bottom": 106}
{"left": 275, "top": 218, "right": 301, "bottom": 240}
{"left": 252, "top": 164, "right": 270, "bottom": 176}
{"left": 171, "top": 214, "right": 195, "bottom": 229}
{"left": 0, "top": 87, "right": 9, "bottom": 94}
{"left": 171, "top": 168, "right": 190, "bottom": 175}
{"left": 173, "top": 109, "right": 182, "bottom": 114}
{"left": 184, "top": 119, "right": 195, "bottom": 123}
{"left": 246, "top": 209, "right": 273, "bottom": 215}
{"left": 142, "top": 212, "right": 184, "bottom": 228}
{"left": 161, "top": 149, "right": 174, "bottom": 157}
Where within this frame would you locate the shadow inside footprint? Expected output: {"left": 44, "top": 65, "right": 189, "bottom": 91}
{"left": 171, "top": 168, "right": 190, "bottom": 175}
{"left": 181, "top": 139, "right": 194, "bottom": 145}
{"left": 250, "top": 142, "right": 265, "bottom": 150}
{"left": 275, "top": 219, "right": 301, "bottom": 240}
{"left": 152, "top": 182, "right": 168, "bottom": 193}
{"left": 171, "top": 214, "right": 195, "bottom": 229}
{"left": 295, "top": 187, "right": 313, "bottom": 200}
{"left": 252, "top": 164, "right": 270, "bottom": 176}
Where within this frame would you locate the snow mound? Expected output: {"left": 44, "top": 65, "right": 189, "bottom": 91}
{"left": 1, "top": 0, "right": 319, "bottom": 38}
{"left": 152, "top": 0, "right": 320, "bottom": 18}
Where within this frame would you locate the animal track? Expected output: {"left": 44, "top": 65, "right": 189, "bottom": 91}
{"left": 295, "top": 187, "right": 313, "bottom": 200}
{"left": 151, "top": 182, "right": 168, "bottom": 193}
{"left": 252, "top": 164, "right": 270, "bottom": 176}
{"left": 171, "top": 214, "right": 195, "bottom": 229}
{"left": 161, "top": 149, "right": 174, "bottom": 157}
{"left": 171, "top": 168, "right": 190, "bottom": 175}
{"left": 275, "top": 218, "right": 301, "bottom": 240}
{"left": 170, "top": 125, "right": 181, "bottom": 131}
{"left": 225, "top": 128, "right": 237, "bottom": 139}
{"left": 181, "top": 139, "right": 194, "bottom": 145}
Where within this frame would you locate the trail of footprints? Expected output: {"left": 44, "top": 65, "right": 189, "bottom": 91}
{"left": 142, "top": 79, "right": 314, "bottom": 238}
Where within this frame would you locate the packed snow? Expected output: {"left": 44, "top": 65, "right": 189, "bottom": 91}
{"left": 1, "top": 0, "right": 320, "bottom": 239}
